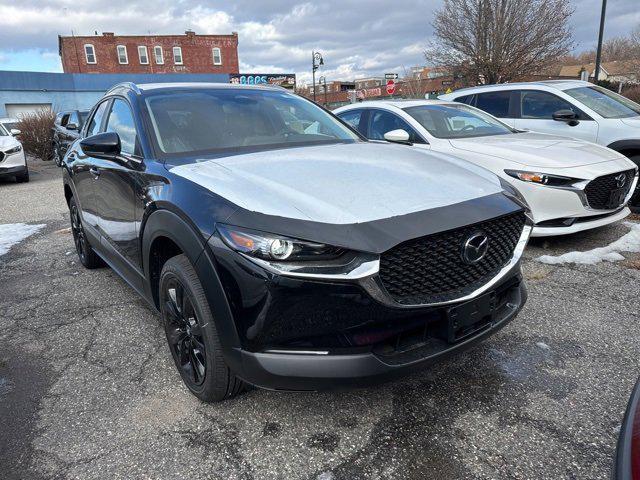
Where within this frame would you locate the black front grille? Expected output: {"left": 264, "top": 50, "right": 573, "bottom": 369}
{"left": 379, "top": 212, "right": 526, "bottom": 305}
{"left": 584, "top": 169, "right": 635, "bottom": 210}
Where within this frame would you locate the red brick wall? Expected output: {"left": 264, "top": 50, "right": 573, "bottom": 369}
{"left": 59, "top": 32, "right": 239, "bottom": 74}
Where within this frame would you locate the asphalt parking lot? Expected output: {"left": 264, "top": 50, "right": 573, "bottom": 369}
{"left": 1, "top": 158, "right": 639, "bottom": 480}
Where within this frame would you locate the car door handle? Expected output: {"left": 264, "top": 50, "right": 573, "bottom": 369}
{"left": 89, "top": 167, "right": 101, "bottom": 177}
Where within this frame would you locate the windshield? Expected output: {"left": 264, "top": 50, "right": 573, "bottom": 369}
{"left": 0, "top": 123, "right": 9, "bottom": 136}
{"left": 403, "top": 104, "right": 515, "bottom": 139}
{"left": 144, "top": 88, "right": 360, "bottom": 155}
{"left": 565, "top": 86, "right": 640, "bottom": 119}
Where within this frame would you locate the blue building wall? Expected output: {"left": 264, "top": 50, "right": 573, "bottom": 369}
{"left": 0, "top": 70, "right": 230, "bottom": 117}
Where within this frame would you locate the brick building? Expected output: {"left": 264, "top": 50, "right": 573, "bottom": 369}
{"left": 58, "top": 31, "right": 239, "bottom": 75}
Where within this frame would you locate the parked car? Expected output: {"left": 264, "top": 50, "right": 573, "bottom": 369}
{"left": 439, "top": 80, "right": 640, "bottom": 207}
{"left": 0, "top": 122, "right": 28, "bottom": 183}
{"left": 0, "top": 117, "right": 21, "bottom": 133}
{"left": 334, "top": 100, "right": 638, "bottom": 237}
{"left": 52, "top": 110, "right": 89, "bottom": 166}
{"left": 62, "top": 82, "right": 532, "bottom": 401}
{"left": 614, "top": 378, "right": 640, "bottom": 480}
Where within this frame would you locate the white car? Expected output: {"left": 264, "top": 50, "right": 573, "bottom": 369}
{"left": 334, "top": 100, "right": 638, "bottom": 237}
{"left": 0, "top": 117, "right": 21, "bottom": 134}
{"left": 439, "top": 81, "right": 640, "bottom": 173}
{"left": 0, "top": 122, "right": 28, "bottom": 183}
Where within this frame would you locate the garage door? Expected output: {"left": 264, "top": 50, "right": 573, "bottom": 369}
{"left": 5, "top": 103, "right": 52, "bottom": 118}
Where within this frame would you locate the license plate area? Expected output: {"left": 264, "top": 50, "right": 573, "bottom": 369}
{"left": 606, "top": 188, "right": 627, "bottom": 209}
{"left": 447, "top": 291, "right": 496, "bottom": 343}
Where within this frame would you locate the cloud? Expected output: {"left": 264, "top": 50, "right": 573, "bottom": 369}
{"left": 0, "top": 0, "right": 637, "bottom": 83}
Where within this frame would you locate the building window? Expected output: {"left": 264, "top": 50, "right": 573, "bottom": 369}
{"left": 173, "top": 46, "right": 183, "bottom": 65}
{"left": 117, "top": 45, "right": 128, "bottom": 64}
{"left": 138, "top": 46, "right": 149, "bottom": 65}
{"left": 154, "top": 46, "right": 164, "bottom": 64}
{"left": 212, "top": 47, "right": 222, "bottom": 65}
{"left": 84, "top": 44, "right": 96, "bottom": 64}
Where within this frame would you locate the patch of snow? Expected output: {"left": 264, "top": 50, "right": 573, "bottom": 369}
{"left": 317, "top": 473, "right": 334, "bottom": 480}
{"left": 537, "top": 222, "right": 640, "bottom": 265}
{"left": 0, "top": 223, "right": 45, "bottom": 256}
{"left": 536, "top": 342, "right": 550, "bottom": 352}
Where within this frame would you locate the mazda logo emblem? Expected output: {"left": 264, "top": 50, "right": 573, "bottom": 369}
{"left": 615, "top": 173, "right": 627, "bottom": 188}
{"left": 462, "top": 232, "right": 489, "bottom": 264}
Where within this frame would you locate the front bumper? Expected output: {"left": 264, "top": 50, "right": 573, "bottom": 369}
{"left": 210, "top": 230, "right": 528, "bottom": 391}
{"left": 0, "top": 164, "right": 27, "bottom": 177}
{"left": 236, "top": 276, "right": 526, "bottom": 391}
{"left": 532, "top": 207, "right": 631, "bottom": 237}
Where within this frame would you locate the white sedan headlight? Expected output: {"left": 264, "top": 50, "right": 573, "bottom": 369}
{"left": 504, "top": 169, "right": 578, "bottom": 187}
{"left": 5, "top": 145, "right": 22, "bottom": 155}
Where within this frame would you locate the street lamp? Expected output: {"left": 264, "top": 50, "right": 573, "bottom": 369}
{"left": 594, "top": 0, "right": 607, "bottom": 83}
{"left": 312, "top": 51, "right": 324, "bottom": 102}
{"left": 318, "top": 76, "right": 328, "bottom": 106}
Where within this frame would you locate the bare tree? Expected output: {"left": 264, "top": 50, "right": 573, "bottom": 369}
{"left": 425, "top": 0, "right": 574, "bottom": 84}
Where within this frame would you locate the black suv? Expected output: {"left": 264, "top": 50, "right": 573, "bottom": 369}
{"left": 52, "top": 109, "right": 89, "bottom": 166}
{"left": 62, "top": 82, "right": 531, "bottom": 402}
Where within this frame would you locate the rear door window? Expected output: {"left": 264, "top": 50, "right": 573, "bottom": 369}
{"left": 475, "top": 91, "right": 512, "bottom": 117}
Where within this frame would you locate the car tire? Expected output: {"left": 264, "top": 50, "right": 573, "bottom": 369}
{"left": 15, "top": 169, "right": 29, "bottom": 183}
{"left": 53, "top": 147, "right": 62, "bottom": 167}
{"left": 160, "top": 254, "right": 245, "bottom": 402}
{"left": 69, "top": 196, "right": 103, "bottom": 269}
{"left": 629, "top": 155, "right": 640, "bottom": 212}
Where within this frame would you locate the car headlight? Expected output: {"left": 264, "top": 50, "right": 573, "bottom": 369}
{"left": 5, "top": 145, "right": 22, "bottom": 155}
{"left": 217, "top": 224, "right": 344, "bottom": 262}
{"left": 504, "top": 169, "right": 578, "bottom": 187}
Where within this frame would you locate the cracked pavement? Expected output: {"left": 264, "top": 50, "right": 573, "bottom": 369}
{"left": 1, "top": 158, "right": 639, "bottom": 479}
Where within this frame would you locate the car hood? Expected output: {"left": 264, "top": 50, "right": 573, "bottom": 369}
{"left": 448, "top": 132, "right": 622, "bottom": 168}
{"left": 170, "top": 142, "right": 504, "bottom": 225}
{"left": 0, "top": 135, "right": 19, "bottom": 151}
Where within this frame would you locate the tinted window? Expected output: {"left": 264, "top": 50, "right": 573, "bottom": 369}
{"left": 61, "top": 114, "right": 70, "bottom": 126}
{"left": 368, "top": 110, "right": 425, "bottom": 143}
{"left": 521, "top": 91, "right": 575, "bottom": 119}
{"left": 105, "top": 99, "right": 138, "bottom": 156}
{"left": 455, "top": 94, "right": 475, "bottom": 106}
{"left": 86, "top": 101, "right": 109, "bottom": 137}
{"left": 565, "top": 86, "right": 640, "bottom": 119}
{"left": 338, "top": 109, "right": 364, "bottom": 133}
{"left": 0, "top": 124, "right": 9, "bottom": 136}
{"left": 475, "top": 91, "right": 512, "bottom": 117}
{"left": 404, "top": 104, "right": 514, "bottom": 139}
{"left": 144, "top": 89, "right": 359, "bottom": 155}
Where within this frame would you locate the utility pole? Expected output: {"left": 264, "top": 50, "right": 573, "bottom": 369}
{"left": 312, "top": 51, "right": 324, "bottom": 103}
{"left": 594, "top": 0, "right": 607, "bottom": 83}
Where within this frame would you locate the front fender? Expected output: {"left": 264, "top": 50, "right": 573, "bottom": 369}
{"left": 141, "top": 209, "right": 243, "bottom": 365}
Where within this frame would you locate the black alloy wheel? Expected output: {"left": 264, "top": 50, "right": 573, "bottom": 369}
{"left": 159, "top": 255, "right": 244, "bottom": 402}
{"left": 69, "top": 197, "right": 102, "bottom": 269}
{"left": 163, "top": 277, "right": 207, "bottom": 386}
{"left": 70, "top": 203, "right": 87, "bottom": 263}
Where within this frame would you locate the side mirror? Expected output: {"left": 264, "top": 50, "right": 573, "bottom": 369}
{"left": 80, "top": 132, "right": 121, "bottom": 160}
{"left": 10, "top": 128, "right": 21, "bottom": 136}
{"left": 66, "top": 122, "right": 78, "bottom": 131}
{"left": 384, "top": 129, "right": 411, "bottom": 144}
{"left": 552, "top": 109, "right": 579, "bottom": 126}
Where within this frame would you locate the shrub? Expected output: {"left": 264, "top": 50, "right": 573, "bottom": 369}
{"left": 15, "top": 110, "right": 56, "bottom": 161}
{"left": 622, "top": 85, "right": 640, "bottom": 104}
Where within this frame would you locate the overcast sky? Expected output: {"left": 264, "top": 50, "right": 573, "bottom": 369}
{"left": 0, "top": 0, "right": 638, "bottom": 84}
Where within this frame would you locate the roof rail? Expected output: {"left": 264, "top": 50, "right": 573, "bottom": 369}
{"left": 105, "top": 82, "right": 142, "bottom": 95}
